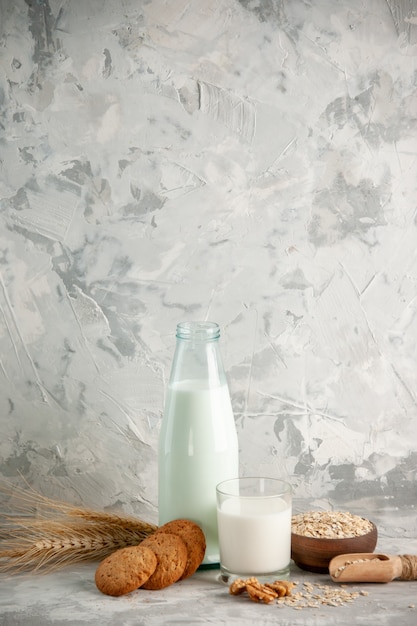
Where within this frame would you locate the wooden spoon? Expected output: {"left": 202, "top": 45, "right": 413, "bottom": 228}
{"left": 329, "top": 552, "right": 417, "bottom": 583}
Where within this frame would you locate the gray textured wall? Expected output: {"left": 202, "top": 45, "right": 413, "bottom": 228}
{"left": 0, "top": 0, "right": 416, "bottom": 538}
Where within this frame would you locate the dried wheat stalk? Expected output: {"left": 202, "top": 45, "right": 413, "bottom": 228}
{"left": 0, "top": 480, "right": 158, "bottom": 574}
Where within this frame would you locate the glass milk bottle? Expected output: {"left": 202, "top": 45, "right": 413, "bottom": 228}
{"left": 158, "top": 321, "right": 239, "bottom": 566}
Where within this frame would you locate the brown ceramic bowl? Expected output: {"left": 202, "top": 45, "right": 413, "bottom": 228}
{"left": 291, "top": 522, "right": 378, "bottom": 573}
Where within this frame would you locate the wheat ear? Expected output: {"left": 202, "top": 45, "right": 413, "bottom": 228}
{"left": 0, "top": 481, "right": 157, "bottom": 574}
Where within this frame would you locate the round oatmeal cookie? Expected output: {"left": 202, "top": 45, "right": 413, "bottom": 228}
{"left": 95, "top": 545, "right": 157, "bottom": 597}
{"left": 140, "top": 532, "right": 187, "bottom": 590}
{"left": 155, "top": 519, "right": 206, "bottom": 579}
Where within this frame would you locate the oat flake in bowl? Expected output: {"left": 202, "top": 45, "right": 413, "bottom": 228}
{"left": 292, "top": 511, "right": 374, "bottom": 539}
{"left": 291, "top": 511, "right": 377, "bottom": 573}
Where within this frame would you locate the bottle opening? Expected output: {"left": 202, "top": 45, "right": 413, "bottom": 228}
{"left": 176, "top": 321, "right": 220, "bottom": 341}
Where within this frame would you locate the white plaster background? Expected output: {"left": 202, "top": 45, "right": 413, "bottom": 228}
{"left": 0, "top": 0, "right": 416, "bottom": 538}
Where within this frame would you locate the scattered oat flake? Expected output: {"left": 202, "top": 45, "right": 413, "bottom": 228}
{"left": 230, "top": 578, "right": 369, "bottom": 610}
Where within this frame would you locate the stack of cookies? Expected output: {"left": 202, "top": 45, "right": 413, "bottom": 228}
{"left": 95, "top": 519, "right": 206, "bottom": 596}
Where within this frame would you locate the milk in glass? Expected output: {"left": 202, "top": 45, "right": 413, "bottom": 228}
{"left": 216, "top": 477, "right": 292, "bottom": 581}
{"left": 218, "top": 496, "right": 291, "bottom": 574}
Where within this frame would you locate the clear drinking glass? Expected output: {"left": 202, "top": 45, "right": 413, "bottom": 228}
{"left": 216, "top": 477, "right": 292, "bottom": 583}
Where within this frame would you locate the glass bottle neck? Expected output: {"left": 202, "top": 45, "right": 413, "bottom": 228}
{"left": 169, "top": 321, "right": 226, "bottom": 387}
{"left": 176, "top": 321, "right": 220, "bottom": 342}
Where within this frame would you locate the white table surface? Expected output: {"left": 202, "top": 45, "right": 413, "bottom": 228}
{"left": 0, "top": 537, "right": 416, "bottom": 626}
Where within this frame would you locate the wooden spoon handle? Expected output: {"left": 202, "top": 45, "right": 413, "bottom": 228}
{"left": 399, "top": 555, "right": 417, "bottom": 581}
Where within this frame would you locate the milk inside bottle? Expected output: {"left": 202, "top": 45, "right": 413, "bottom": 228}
{"left": 158, "top": 322, "right": 239, "bottom": 566}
